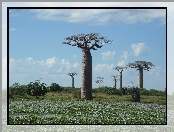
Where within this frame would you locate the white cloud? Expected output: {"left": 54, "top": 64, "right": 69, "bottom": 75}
{"left": 146, "top": 66, "right": 166, "bottom": 76}
{"left": 27, "top": 8, "right": 166, "bottom": 25}
{"left": 121, "top": 51, "right": 129, "bottom": 60}
{"left": 57, "top": 66, "right": 62, "bottom": 72}
{"left": 9, "top": 57, "right": 80, "bottom": 85}
{"left": 60, "top": 59, "right": 71, "bottom": 71}
{"left": 9, "top": 28, "right": 16, "bottom": 32}
{"left": 131, "top": 43, "right": 151, "bottom": 57}
{"left": 63, "top": 74, "right": 68, "bottom": 77}
{"left": 9, "top": 58, "right": 16, "bottom": 70}
{"left": 93, "top": 64, "right": 115, "bottom": 73}
{"left": 96, "top": 14, "right": 112, "bottom": 25}
{"left": 115, "top": 9, "right": 166, "bottom": 24}
{"left": 25, "top": 57, "right": 35, "bottom": 64}
{"left": 101, "top": 51, "right": 116, "bottom": 61}
{"left": 117, "top": 51, "right": 130, "bottom": 67}
{"left": 46, "top": 57, "right": 57, "bottom": 67}
{"left": 36, "top": 60, "right": 46, "bottom": 67}
{"left": 73, "top": 62, "right": 79, "bottom": 68}
{"left": 25, "top": 57, "right": 33, "bottom": 61}
{"left": 30, "top": 9, "right": 115, "bottom": 24}
{"left": 117, "top": 60, "right": 126, "bottom": 67}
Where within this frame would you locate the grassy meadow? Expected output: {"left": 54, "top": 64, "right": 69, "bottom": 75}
{"left": 8, "top": 85, "right": 167, "bottom": 125}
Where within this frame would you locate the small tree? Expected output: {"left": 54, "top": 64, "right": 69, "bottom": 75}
{"left": 95, "top": 77, "right": 104, "bottom": 88}
{"left": 27, "top": 79, "right": 47, "bottom": 97}
{"left": 127, "top": 61, "right": 154, "bottom": 88}
{"left": 68, "top": 72, "right": 77, "bottom": 88}
{"left": 112, "top": 75, "right": 119, "bottom": 89}
{"left": 9, "top": 82, "right": 20, "bottom": 97}
{"left": 9, "top": 83, "right": 27, "bottom": 98}
{"left": 49, "top": 83, "right": 61, "bottom": 92}
{"left": 114, "top": 66, "right": 127, "bottom": 89}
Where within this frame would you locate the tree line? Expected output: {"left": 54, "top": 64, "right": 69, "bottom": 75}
{"left": 9, "top": 79, "right": 166, "bottom": 99}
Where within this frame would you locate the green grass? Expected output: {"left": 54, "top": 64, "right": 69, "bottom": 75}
{"left": 10, "top": 91, "right": 166, "bottom": 105}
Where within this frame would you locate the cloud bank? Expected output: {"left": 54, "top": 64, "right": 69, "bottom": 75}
{"left": 131, "top": 43, "right": 151, "bottom": 57}
{"left": 8, "top": 8, "right": 166, "bottom": 25}
{"left": 101, "top": 51, "right": 116, "bottom": 61}
{"left": 117, "top": 51, "right": 130, "bottom": 66}
{"left": 9, "top": 57, "right": 80, "bottom": 85}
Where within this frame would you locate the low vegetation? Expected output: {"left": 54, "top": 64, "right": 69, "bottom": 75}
{"left": 8, "top": 80, "right": 167, "bottom": 124}
{"left": 9, "top": 99, "right": 166, "bottom": 124}
{"left": 9, "top": 81, "right": 166, "bottom": 104}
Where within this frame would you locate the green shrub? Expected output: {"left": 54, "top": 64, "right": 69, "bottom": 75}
{"left": 27, "top": 79, "right": 47, "bottom": 97}
{"left": 49, "top": 83, "right": 62, "bottom": 92}
{"left": 9, "top": 83, "right": 27, "bottom": 98}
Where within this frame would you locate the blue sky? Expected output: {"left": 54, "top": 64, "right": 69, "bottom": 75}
{"left": 8, "top": 8, "right": 166, "bottom": 91}
{"left": 2, "top": 2, "right": 174, "bottom": 94}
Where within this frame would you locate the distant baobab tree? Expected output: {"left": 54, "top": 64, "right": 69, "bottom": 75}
{"left": 112, "top": 75, "right": 119, "bottom": 89}
{"left": 68, "top": 72, "right": 77, "bottom": 88}
{"left": 127, "top": 61, "right": 154, "bottom": 88}
{"left": 114, "top": 66, "right": 127, "bottom": 89}
{"left": 63, "top": 33, "right": 112, "bottom": 100}
{"left": 95, "top": 77, "right": 104, "bottom": 88}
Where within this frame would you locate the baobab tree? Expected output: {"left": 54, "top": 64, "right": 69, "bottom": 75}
{"left": 114, "top": 66, "right": 127, "bottom": 89}
{"left": 63, "top": 33, "right": 112, "bottom": 99}
{"left": 127, "top": 61, "right": 154, "bottom": 88}
{"left": 112, "top": 75, "right": 119, "bottom": 89}
{"left": 95, "top": 77, "right": 104, "bottom": 88}
{"left": 68, "top": 72, "right": 77, "bottom": 88}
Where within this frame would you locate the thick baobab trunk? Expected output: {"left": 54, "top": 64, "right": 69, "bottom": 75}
{"left": 81, "top": 49, "right": 92, "bottom": 100}
{"left": 72, "top": 77, "right": 74, "bottom": 88}
{"left": 120, "top": 72, "right": 122, "bottom": 89}
{"left": 138, "top": 67, "right": 143, "bottom": 88}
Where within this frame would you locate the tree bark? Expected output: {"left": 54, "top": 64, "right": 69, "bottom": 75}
{"left": 120, "top": 72, "right": 122, "bottom": 89}
{"left": 81, "top": 49, "right": 92, "bottom": 100}
{"left": 114, "top": 79, "right": 117, "bottom": 89}
{"left": 138, "top": 67, "right": 143, "bottom": 88}
{"left": 72, "top": 77, "right": 74, "bottom": 88}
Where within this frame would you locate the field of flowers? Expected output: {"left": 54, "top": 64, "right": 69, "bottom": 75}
{"left": 9, "top": 99, "right": 166, "bottom": 124}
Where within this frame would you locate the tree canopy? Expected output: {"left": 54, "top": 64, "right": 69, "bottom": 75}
{"left": 63, "top": 33, "right": 112, "bottom": 50}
